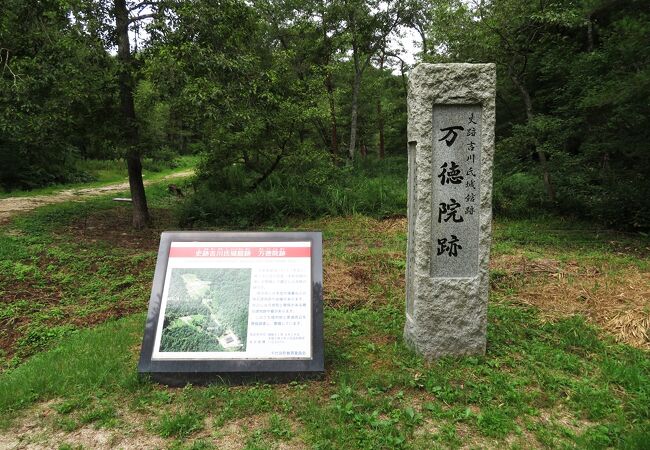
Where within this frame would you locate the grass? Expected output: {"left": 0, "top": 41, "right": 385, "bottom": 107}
{"left": 0, "top": 297, "right": 648, "bottom": 448}
{"left": 0, "top": 157, "right": 648, "bottom": 448}
{"left": 157, "top": 410, "right": 205, "bottom": 439}
{"left": 0, "top": 181, "right": 187, "bottom": 368}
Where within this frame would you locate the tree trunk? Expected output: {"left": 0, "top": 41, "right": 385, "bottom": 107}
{"left": 416, "top": 24, "right": 428, "bottom": 56}
{"left": 587, "top": 15, "right": 595, "bottom": 52}
{"left": 509, "top": 66, "right": 556, "bottom": 203}
{"left": 377, "top": 99, "right": 385, "bottom": 159}
{"left": 377, "top": 50, "right": 385, "bottom": 159}
{"left": 399, "top": 60, "right": 407, "bottom": 95}
{"left": 325, "top": 72, "right": 339, "bottom": 157}
{"left": 348, "top": 70, "right": 361, "bottom": 161}
{"left": 115, "top": 0, "right": 149, "bottom": 229}
{"left": 126, "top": 154, "right": 149, "bottom": 227}
{"left": 360, "top": 141, "right": 367, "bottom": 158}
{"left": 318, "top": 6, "right": 338, "bottom": 160}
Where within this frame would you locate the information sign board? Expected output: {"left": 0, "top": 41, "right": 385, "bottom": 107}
{"left": 138, "top": 232, "right": 324, "bottom": 385}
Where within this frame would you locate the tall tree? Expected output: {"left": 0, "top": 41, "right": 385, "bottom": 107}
{"left": 114, "top": 0, "right": 152, "bottom": 228}
{"left": 375, "top": 44, "right": 387, "bottom": 158}
{"left": 403, "top": 0, "right": 431, "bottom": 57}
{"left": 316, "top": 0, "right": 344, "bottom": 158}
{"left": 427, "top": 0, "right": 566, "bottom": 202}
{"left": 253, "top": 0, "right": 345, "bottom": 160}
{"left": 342, "top": 0, "right": 403, "bottom": 161}
{"left": 427, "top": 0, "right": 650, "bottom": 228}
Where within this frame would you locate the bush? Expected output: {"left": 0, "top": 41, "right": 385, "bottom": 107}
{"left": 585, "top": 173, "right": 650, "bottom": 230}
{"left": 493, "top": 172, "right": 551, "bottom": 218}
{"left": 179, "top": 155, "right": 407, "bottom": 227}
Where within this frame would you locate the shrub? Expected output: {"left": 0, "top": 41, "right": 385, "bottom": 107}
{"left": 179, "top": 155, "right": 407, "bottom": 227}
{"left": 493, "top": 172, "right": 551, "bottom": 218}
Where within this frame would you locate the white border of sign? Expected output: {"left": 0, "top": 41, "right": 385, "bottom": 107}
{"left": 151, "top": 241, "right": 312, "bottom": 361}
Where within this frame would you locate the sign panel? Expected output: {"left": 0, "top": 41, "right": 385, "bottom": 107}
{"left": 138, "top": 232, "right": 324, "bottom": 385}
{"left": 431, "top": 104, "right": 481, "bottom": 278}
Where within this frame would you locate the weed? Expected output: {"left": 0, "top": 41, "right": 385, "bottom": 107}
{"left": 55, "top": 416, "right": 79, "bottom": 432}
{"left": 267, "top": 413, "right": 293, "bottom": 439}
{"left": 157, "top": 411, "right": 204, "bottom": 439}
{"left": 57, "top": 444, "right": 84, "bottom": 450}
{"left": 54, "top": 396, "right": 88, "bottom": 415}
{"left": 80, "top": 402, "right": 118, "bottom": 428}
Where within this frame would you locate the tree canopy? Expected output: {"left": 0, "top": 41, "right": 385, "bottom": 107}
{"left": 1, "top": 0, "right": 648, "bottom": 229}
{"left": 426, "top": 0, "right": 650, "bottom": 228}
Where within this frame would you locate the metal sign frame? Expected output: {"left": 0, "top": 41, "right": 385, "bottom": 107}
{"left": 138, "top": 231, "right": 324, "bottom": 385}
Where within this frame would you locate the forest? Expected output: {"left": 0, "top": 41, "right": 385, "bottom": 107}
{"left": 1, "top": 0, "right": 648, "bottom": 229}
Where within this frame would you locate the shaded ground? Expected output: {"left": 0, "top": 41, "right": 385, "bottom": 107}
{"left": 0, "top": 170, "right": 193, "bottom": 224}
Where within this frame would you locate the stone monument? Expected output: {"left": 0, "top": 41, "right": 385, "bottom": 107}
{"left": 404, "top": 63, "right": 496, "bottom": 358}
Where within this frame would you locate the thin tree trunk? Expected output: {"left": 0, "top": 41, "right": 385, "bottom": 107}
{"left": 115, "top": 0, "right": 149, "bottom": 229}
{"left": 318, "top": 5, "right": 338, "bottom": 160}
{"left": 416, "top": 24, "right": 427, "bottom": 56}
{"left": 348, "top": 69, "right": 361, "bottom": 161}
{"left": 377, "top": 50, "right": 386, "bottom": 159}
{"left": 325, "top": 72, "right": 339, "bottom": 157}
{"left": 587, "top": 15, "right": 594, "bottom": 52}
{"left": 377, "top": 100, "right": 385, "bottom": 159}
{"left": 399, "top": 60, "right": 407, "bottom": 95}
{"left": 509, "top": 64, "right": 556, "bottom": 203}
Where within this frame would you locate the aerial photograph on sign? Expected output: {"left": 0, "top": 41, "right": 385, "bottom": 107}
{"left": 158, "top": 268, "right": 252, "bottom": 353}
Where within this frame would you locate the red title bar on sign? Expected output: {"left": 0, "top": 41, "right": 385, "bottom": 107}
{"left": 169, "top": 246, "right": 311, "bottom": 258}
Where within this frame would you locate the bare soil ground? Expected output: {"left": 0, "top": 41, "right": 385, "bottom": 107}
{"left": 0, "top": 402, "right": 307, "bottom": 450}
{"left": 0, "top": 170, "right": 193, "bottom": 224}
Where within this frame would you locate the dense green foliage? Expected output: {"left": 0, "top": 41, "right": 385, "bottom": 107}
{"left": 0, "top": 0, "right": 408, "bottom": 194}
{"left": 427, "top": 0, "right": 650, "bottom": 229}
{"left": 1, "top": 0, "right": 648, "bottom": 229}
{"left": 181, "top": 156, "right": 408, "bottom": 226}
{"left": 0, "top": 0, "right": 119, "bottom": 189}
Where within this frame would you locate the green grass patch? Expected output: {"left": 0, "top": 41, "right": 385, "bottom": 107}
{"left": 0, "top": 181, "right": 193, "bottom": 367}
{"left": 157, "top": 410, "right": 205, "bottom": 439}
{"left": 0, "top": 300, "right": 647, "bottom": 448}
{"left": 0, "top": 314, "right": 143, "bottom": 412}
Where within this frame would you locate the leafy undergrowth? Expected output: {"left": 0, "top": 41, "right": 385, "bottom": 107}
{"left": 0, "top": 193, "right": 649, "bottom": 448}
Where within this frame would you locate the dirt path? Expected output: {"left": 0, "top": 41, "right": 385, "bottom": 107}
{"left": 0, "top": 170, "right": 193, "bottom": 224}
